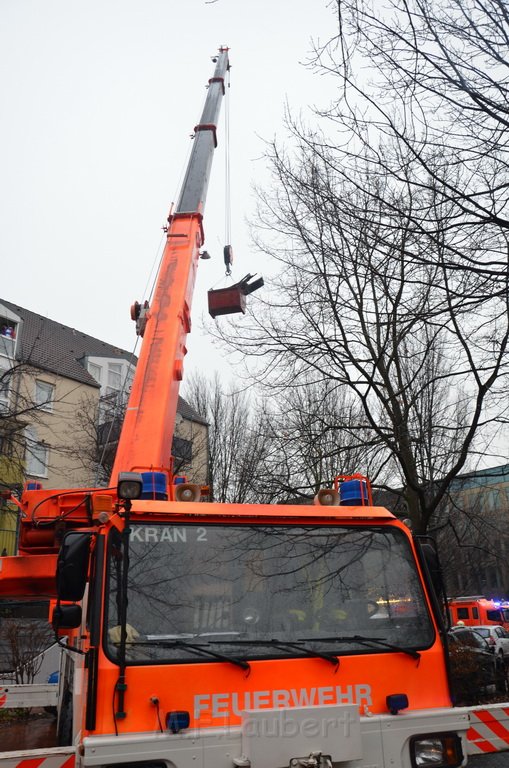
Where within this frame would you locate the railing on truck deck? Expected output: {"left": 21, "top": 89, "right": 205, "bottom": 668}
{"left": 0, "top": 682, "right": 58, "bottom": 708}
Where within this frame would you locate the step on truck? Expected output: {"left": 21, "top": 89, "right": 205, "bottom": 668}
{"left": 0, "top": 47, "right": 471, "bottom": 768}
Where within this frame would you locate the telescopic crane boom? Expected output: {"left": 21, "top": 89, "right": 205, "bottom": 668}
{"left": 111, "top": 47, "right": 229, "bottom": 482}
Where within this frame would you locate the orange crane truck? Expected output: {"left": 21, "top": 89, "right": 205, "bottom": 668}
{"left": 0, "top": 47, "right": 470, "bottom": 768}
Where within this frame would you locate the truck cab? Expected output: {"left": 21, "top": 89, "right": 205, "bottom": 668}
{"left": 42, "top": 473, "right": 468, "bottom": 768}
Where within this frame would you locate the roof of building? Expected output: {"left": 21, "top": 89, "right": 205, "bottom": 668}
{"left": 0, "top": 299, "right": 136, "bottom": 388}
{"left": 450, "top": 463, "right": 509, "bottom": 491}
{"left": 0, "top": 299, "right": 206, "bottom": 424}
{"left": 177, "top": 396, "right": 208, "bottom": 426}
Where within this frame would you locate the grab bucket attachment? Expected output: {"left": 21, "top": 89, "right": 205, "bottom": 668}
{"left": 208, "top": 273, "right": 264, "bottom": 318}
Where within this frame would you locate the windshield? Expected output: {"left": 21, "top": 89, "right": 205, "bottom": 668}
{"left": 105, "top": 523, "right": 434, "bottom": 664}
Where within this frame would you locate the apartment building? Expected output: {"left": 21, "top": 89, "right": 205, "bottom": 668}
{"left": 0, "top": 299, "right": 208, "bottom": 554}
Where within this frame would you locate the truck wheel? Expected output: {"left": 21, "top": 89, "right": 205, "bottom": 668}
{"left": 57, "top": 685, "right": 73, "bottom": 746}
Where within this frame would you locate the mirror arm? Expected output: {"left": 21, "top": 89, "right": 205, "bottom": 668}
{"left": 114, "top": 500, "right": 132, "bottom": 722}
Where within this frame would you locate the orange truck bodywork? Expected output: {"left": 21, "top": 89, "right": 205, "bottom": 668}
{"left": 0, "top": 48, "right": 470, "bottom": 768}
{"left": 448, "top": 596, "right": 509, "bottom": 631}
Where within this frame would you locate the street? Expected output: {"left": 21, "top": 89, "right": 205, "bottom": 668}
{"left": 470, "top": 755, "right": 509, "bottom": 767}
{"left": 0, "top": 711, "right": 56, "bottom": 751}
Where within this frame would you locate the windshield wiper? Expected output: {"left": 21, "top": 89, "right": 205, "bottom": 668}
{"left": 130, "top": 639, "right": 250, "bottom": 671}
{"left": 208, "top": 638, "right": 339, "bottom": 667}
{"left": 300, "top": 634, "right": 420, "bottom": 660}
{"left": 146, "top": 631, "right": 242, "bottom": 641}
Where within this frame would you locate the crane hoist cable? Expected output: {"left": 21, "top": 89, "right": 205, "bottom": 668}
{"left": 223, "top": 66, "right": 233, "bottom": 277}
{"left": 207, "top": 63, "right": 264, "bottom": 319}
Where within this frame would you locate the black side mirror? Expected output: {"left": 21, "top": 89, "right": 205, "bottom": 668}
{"left": 56, "top": 531, "right": 92, "bottom": 602}
{"left": 52, "top": 603, "right": 82, "bottom": 629}
{"left": 418, "top": 539, "right": 442, "bottom": 599}
{"left": 415, "top": 535, "right": 448, "bottom": 629}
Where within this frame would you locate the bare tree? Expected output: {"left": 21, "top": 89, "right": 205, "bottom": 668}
{"left": 183, "top": 373, "right": 270, "bottom": 503}
{"left": 62, "top": 392, "right": 121, "bottom": 487}
{"left": 312, "top": 0, "right": 509, "bottom": 284}
{"left": 2, "top": 618, "right": 53, "bottom": 684}
{"left": 208, "top": 1, "right": 509, "bottom": 530}
{"left": 257, "top": 377, "right": 372, "bottom": 502}
{"left": 213, "top": 151, "right": 509, "bottom": 532}
{"left": 0, "top": 361, "right": 65, "bottom": 492}
{"left": 68, "top": 391, "right": 207, "bottom": 488}
{"left": 431, "top": 468, "right": 509, "bottom": 597}
{"left": 0, "top": 314, "right": 121, "bottom": 494}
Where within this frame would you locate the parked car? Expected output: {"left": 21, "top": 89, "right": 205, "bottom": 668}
{"left": 448, "top": 625, "right": 497, "bottom": 666}
{"left": 473, "top": 625, "right": 509, "bottom": 665}
{"left": 447, "top": 625, "right": 502, "bottom": 703}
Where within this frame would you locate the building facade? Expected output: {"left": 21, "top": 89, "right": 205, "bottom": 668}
{"left": 375, "top": 464, "right": 509, "bottom": 601}
{"left": 435, "top": 464, "right": 509, "bottom": 600}
{"left": 0, "top": 299, "right": 208, "bottom": 554}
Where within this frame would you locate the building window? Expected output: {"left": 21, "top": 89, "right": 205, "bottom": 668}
{"left": 0, "top": 364, "right": 10, "bottom": 409}
{"left": 99, "top": 392, "right": 119, "bottom": 423}
{"left": 0, "top": 321, "right": 16, "bottom": 339}
{"left": 25, "top": 428, "right": 49, "bottom": 478}
{"left": 88, "top": 362, "right": 102, "bottom": 383}
{"left": 0, "top": 319, "right": 17, "bottom": 359}
{"left": 106, "top": 363, "right": 122, "bottom": 396}
{"left": 125, "top": 367, "right": 134, "bottom": 394}
{"left": 486, "top": 489, "right": 501, "bottom": 512}
{"left": 172, "top": 436, "right": 193, "bottom": 463}
{"left": 0, "top": 317, "right": 17, "bottom": 349}
{"left": 35, "top": 380, "right": 55, "bottom": 412}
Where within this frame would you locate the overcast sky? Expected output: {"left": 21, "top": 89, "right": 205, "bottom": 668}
{"left": 0, "top": 0, "right": 336, "bottom": 377}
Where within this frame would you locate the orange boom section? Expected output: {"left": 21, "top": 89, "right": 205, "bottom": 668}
{"left": 111, "top": 212, "right": 203, "bottom": 479}
{"left": 111, "top": 48, "right": 230, "bottom": 484}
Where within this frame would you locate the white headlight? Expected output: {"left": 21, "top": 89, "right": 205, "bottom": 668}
{"left": 411, "top": 734, "right": 463, "bottom": 768}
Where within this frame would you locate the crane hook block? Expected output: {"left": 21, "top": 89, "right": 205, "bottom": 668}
{"left": 224, "top": 244, "right": 233, "bottom": 267}
{"left": 208, "top": 273, "right": 264, "bottom": 318}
